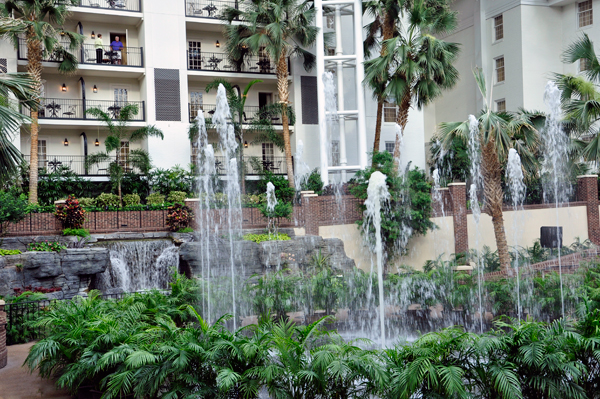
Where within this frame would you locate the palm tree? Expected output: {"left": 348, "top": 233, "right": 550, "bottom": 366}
{"left": 222, "top": 0, "right": 319, "bottom": 188}
{"left": 364, "top": 0, "right": 459, "bottom": 166}
{"left": 86, "top": 104, "right": 164, "bottom": 204}
{"left": 436, "top": 69, "right": 540, "bottom": 273}
{"left": 0, "top": 72, "right": 38, "bottom": 182}
{"left": 1, "top": 1, "right": 84, "bottom": 204}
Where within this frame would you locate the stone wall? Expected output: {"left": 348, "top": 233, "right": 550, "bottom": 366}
{"left": 0, "top": 248, "right": 110, "bottom": 298}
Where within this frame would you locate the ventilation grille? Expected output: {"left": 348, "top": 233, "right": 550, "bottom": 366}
{"left": 154, "top": 68, "right": 181, "bottom": 121}
{"left": 301, "top": 76, "right": 318, "bottom": 125}
{"left": 0, "top": 59, "right": 7, "bottom": 73}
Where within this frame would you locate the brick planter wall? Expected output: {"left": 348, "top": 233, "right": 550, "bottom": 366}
{"left": 577, "top": 175, "right": 600, "bottom": 245}
{"left": 0, "top": 300, "right": 6, "bottom": 369}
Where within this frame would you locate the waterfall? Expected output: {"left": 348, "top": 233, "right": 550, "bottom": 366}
{"left": 96, "top": 240, "right": 179, "bottom": 293}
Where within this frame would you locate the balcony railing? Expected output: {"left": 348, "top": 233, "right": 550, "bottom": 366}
{"left": 185, "top": 0, "right": 236, "bottom": 18}
{"left": 187, "top": 51, "right": 277, "bottom": 74}
{"left": 208, "top": 156, "right": 288, "bottom": 175}
{"left": 189, "top": 104, "right": 283, "bottom": 125}
{"left": 18, "top": 39, "right": 144, "bottom": 67}
{"left": 21, "top": 98, "right": 145, "bottom": 121}
{"left": 77, "top": 0, "right": 141, "bottom": 12}
{"left": 22, "top": 155, "right": 141, "bottom": 176}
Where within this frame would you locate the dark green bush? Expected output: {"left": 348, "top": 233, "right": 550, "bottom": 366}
{"left": 300, "top": 168, "right": 324, "bottom": 195}
{"left": 0, "top": 190, "right": 27, "bottom": 235}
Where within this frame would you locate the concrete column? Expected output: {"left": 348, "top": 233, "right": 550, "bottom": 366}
{"left": 577, "top": 175, "right": 600, "bottom": 245}
{"left": 448, "top": 183, "right": 468, "bottom": 255}
{"left": 0, "top": 300, "right": 7, "bottom": 369}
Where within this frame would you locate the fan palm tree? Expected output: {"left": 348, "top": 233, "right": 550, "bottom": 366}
{"left": 222, "top": 0, "right": 319, "bottom": 188}
{"left": 86, "top": 104, "right": 164, "bottom": 204}
{"left": 0, "top": 1, "right": 84, "bottom": 204}
{"left": 436, "top": 69, "right": 541, "bottom": 273}
{"left": 364, "top": 0, "right": 459, "bottom": 166}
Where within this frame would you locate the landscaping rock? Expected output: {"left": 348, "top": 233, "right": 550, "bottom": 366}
{"left": 23, "top": 252, "right": 61, "bottom": 278}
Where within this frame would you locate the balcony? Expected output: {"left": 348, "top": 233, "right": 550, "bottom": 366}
{"left": 189, "top": 104, "right": 283, "bottom": 125}
{"left": 187, "top": 51, "right": 277, "bottom": 74}
{"left": 185, "top": 0, "right": 236, "bottom": 19}
{"left": 77, "top": 0, "right": 141, "bottom": 12}
{"left": 18, "top": 39, "right": 144, "bottom": 68}
{"left": 22, "top": 155, "right": 141, "bottom": 176}
{"left": 211, "top": 156, "right": 288, "bottom": 175}
{"left": 21, "top": 98, "right": 145, "bottom": 121}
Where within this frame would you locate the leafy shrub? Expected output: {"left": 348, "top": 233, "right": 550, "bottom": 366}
{"left": 259, "top": 201, "right": 293, "bottom": 220}
{"left": 0, "top": 249, "right": 21, "bottom": 256}
{"left": 146, "top": 192, "right": 166, "bottom": 205}
{"left": 62, "top": 228, "right": 90, "bottom": 238}
{"left": 121, "top": 172, "right": 150, "bottom": 199}
{"left": 300, "top": 168, "right": 324, "bottom": 194}
{"left": 242, "top": 193, "right": 266, "bottom": 208}
{"left": 0, "top": 191, "right": 27, "bottom": 235}
{"left": 21, "top": 166, "right": 94, "bottom": 205}
{"left": 256, "top": 171, "right": 295, "bottom": 202}
{"left": 122, "top": 193, "right": 141, "bottom": 206}
{"left": 54, "top": 195, "right": 86, "bottom": 229}
{"left": 77, "top": 197, "right": 95, "bottom": 208}
{"left": 95, "top": 193, "right": 120, "bottom": 208}
{"left": 167, "top": 191, "right": 187, "bottom": 204}
{"left": 177, "top": 227, "right": 194, "bottom": 233}
{"left": 148, "top": 166, "right": 194, "bottom": 196}
{"left": 27, "top": 241, "right": 66, "bottom": 253}
{"left": 242, "top": 233, "right": 291, "bottom": 243}
{"left": 166, "top": 203, "right": 194, "bottom": 232}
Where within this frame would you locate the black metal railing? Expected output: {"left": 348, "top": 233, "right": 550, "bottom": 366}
{"left": 21, "top": 98, "right": 145, "bottom": 121}
{"left": 22, "top": 155, "right": 141, "bottom": 176}
{"left": 77, "top": 0, "right": 141, "bottom": 12}
{"left": 187, "top": 51, "right": 277, "bottom": 74}
{"left": 81, "top": 44, "right": 143, "bottom": 67}
{"left": 208, "top": 156, "right": 288, "bottom": 175}
{"left": 188, "top": 103, "right": 283, "bottom": 125}
{"left": 185, "top": 0, "right": 237, "bottom": 18}
{"left": 18, "top": 39, "right": 144, "bottom": 68}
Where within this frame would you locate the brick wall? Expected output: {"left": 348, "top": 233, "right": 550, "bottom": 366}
{"left": 0, "top": 300, "right": 6, "bottom": 369}
{"left": 577, "top": 175, "right": 600, "bottom": 245}
{"left": 448, "top": 183, "right": 468, "bottom": 255}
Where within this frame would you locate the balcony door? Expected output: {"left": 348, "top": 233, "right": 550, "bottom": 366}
{"left": 188, "top": 41, "right": 202, "bottom": 69}
{"left": 110, "top": 32, "right": 127, "bottom": 65}
{"left": 190, "top": 91, "right": 203, "bottom": 120}
{"left": 38, "top": 139, "right": 47, "bottom": 169}
{"left": 119, "top": 141, "right": 130, "bottom": 171}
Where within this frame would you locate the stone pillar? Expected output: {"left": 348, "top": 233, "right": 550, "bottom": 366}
{"left": 0, "top": 300, "right": 7, "bottom": 369}
{"left": 303, "top": 194, "right": 320, "bottom": 236}
{"left": 577, "top": 175, "right": 600, "bottom": 245}
{"left": 448, "top": 183, "right": 468, "bottom": 255}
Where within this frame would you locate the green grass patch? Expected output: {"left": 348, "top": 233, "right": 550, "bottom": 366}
{"left": 242, "top": 233, "right": 291, "bottom": 243}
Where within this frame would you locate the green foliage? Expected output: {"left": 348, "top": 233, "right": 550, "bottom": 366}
{"left": 0, "top": 190, "right": 27, "bottom": 234}
{"left": 95, "top": 193, "right": 120, "bottom": 208}
{"left": 166, "top": 203, "right": 194, "bottom": 232}
{"left": 242, "top": 193, "right": 266, "bottom": 208}
{"left": 27, "top": 241, "right": 66, "bottom": 253}
{"left": 300, "top": 168, "right": 324, "bottom": 194}
{"left": 349, "top": 151, "right": 434, "bottom": 258}
{"left": 54, "top": 195, "right": 86, "bottom": 229}
{"left": 177, "top": 227, "right": 194, "bottom": 233}
{"left": 259, "top": 201, "right": 293, "bottom": 220}
{"left": 167, "top": 190, "right": 187, "bottom": 204}
{"left": 61, "top": 228, "right": 89, "bottom": 238}
{"left": 122, "top": 193, "right": 141, "bottom": 206}
{"left": 0, "top": 249, "right": 21, "bottom": 256}
{"left": 256, "top": 172, "right": 295, "bottom": 202}
{"left": 22, "top": 166, "right": 94, "bottom": 206}
{"left": 146, "top": 192, "right": 165, "bottom": 205}
{"left": 250, "top": 270, "right": 300, "bottom": 320}
{"left": 121, "top": 172, "right": 150, "bottom": 199}
{"left": 243, "top": 233, "right": 291, "bottom": 243}
{"left": 77, "top": 197, "right": 95, "bottom": 208}
{"left": 148, "top": 166, "right": 194, "bottom": 196}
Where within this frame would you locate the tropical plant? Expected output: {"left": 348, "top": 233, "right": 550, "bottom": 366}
{"left": 165, "top": 203, "right": 194, "bottom": 232}
{"left": 85, "top": 103, "right": 164, "bottom": 204}
{"left": 147, "top": 166, "right": 194, "bottom": 196}
{"left": 121, "top": 193, "right": 140, "bottom": 206}
{"left": 61, "top": 228, "right": 89, "bottom": 237}
{"left": 146, "top": 192, "right": 165, "bottom": 205}
{"left": 94, "top": 192, "right": 120, "bottom": 208}
{"left": 27, "top": 241, "right": 66, "bottom": 252}
{"left": 0, "top": 190, "right": 27, "bottom": 235}
{"left": 436, "top": 69, "right": 541, "bottom": 272}
{"left": 1, "top": 2, "right": 85, "bottom": 204}
{"left": 167, "top": 190, "right": 187, "bottom": 204}
{"left": 54, "top": 195, "right": 86, "bottom": 229}
{"left": 364, "top": 0, "right": 459, "bottom": 166}
{"left": 300, "top": 168, "right": 324, "bottom": 194}
{"left": 222, "top": 0, "right": 319, "bottom": 188}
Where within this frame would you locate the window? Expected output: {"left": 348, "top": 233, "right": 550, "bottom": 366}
{"left": 331, "top": 140, "right": 340, "bottom": 166}
{"left": 114, "top": 88, "right": 128, "bottom": 104}
{"left": 383, "top": 102, "right": 397, "bottom": 123}
{"left": 188, "top": 41, "right": 202, "bottom": 70}
{"left": 579, "top": 0, "right": 593, "bottom": 28}
{"left": 495, "top": 57, "right": 505, "bottom": 83}
{"left": 496, "top": 99, "right": 506, "bottom": 112}
{"left": 262, "top": 143, "right": 274, "bottom": 162}
{"left": 385, "top": 141, "right": 395, "bottom": 154}
{"left": 119, "top": 141, "right": 130, "bottom": 170}
{"left": 494, "top": 15, "right": 504, "bottom": 41}
{"left": 38, "top": 140, "right": 47, "bottom": 169}
{"left": 580, "top": 57, "right": 591, "bottom": 72}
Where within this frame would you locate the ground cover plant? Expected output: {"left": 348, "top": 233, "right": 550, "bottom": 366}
{"left": 242, "top": 233, "right": 291, "bottom": 243}
{"left": 27, "top": 241, "right": 66, "bottom": 253}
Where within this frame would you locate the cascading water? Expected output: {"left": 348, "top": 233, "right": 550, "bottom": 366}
{"left": 506, "top": 148, "right": 527, "bottom": 320}
{"left": 363, "top": 171, "right": 390, "bottom": 348}
{"left": 542, "top": 81, "right": 571, "bottom": 317}
{"left": 96, "top": 240, "right": 179, "bottom": 293}
{"left": 322, "top": 71, "right": 340, "bottom": 185}
{"left": 294, "top": 140, "right": 312, "bottom": 192}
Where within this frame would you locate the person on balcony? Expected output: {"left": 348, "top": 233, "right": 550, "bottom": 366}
{"left": 95, "top": 33, "right": 103, "bottom": 64}
{"left": 110, "top": 36, "right": 123, "bottom": 65}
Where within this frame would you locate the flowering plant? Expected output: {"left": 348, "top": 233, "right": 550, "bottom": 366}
{"left": 166, "top": 203, "right": 194, "bottom": 232}
{"left": 54, "top": 195, "right": 86, "bottom": 229}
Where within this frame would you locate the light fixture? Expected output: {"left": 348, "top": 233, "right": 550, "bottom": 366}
{"left": 93, "top": 85, "right": 98, "bottom": 93}
{"left": 61, "top": 83, "right": 67, "bottom": 92}
{"left": 241, "top": 44, "right": 248, "bottom": 49}
{"left": 216, "top": 40, "right": 220, "bottom": 48}
{"left": 95, "top": 138, "right": 100, "bottom": 146}
{"left": 64, "top": 138, "right": 69, "bottom": 146}
{"left": 91, "top": 31, "right": 95, "bottom": 39}
{"left": 244, "top": 141, "right": 248, "bottom": 148}
{"left": 60, "top": 30, "right": 65, "bottom": 37}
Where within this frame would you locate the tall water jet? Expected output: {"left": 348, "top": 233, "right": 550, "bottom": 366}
{"left": 363, "top": 171, "right": 390, "bottom": 347}
{"left": 322, "top": 71, "right": 341, "bottom": 184}
{"left": 294, "top": 140, "right": 311, "bottom": 191}
{"left": 506, "top": 148, "right": 527, "bottom": 320}
{"left": 542, "top": 81, "right": 571, "bottom": 317}
{"left": 266, "top": 181, "right": 278, "bottom": 235}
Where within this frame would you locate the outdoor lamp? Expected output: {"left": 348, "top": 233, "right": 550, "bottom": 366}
{"left": 60, "top": 30, "right": 65, "bottom": 37}
{"left": 93, "top": 85, "right": 98, "bottom": 93}
{"left": 62, "top": 83, "right": 67, "bottom": 92}
{"left": 244, "top": 141, "right": 248, "bottom": 148}
{"left": 64, "top": 138, "right": 69, "bottom": 146}
{"left": 216, "top": 40, "right": 220, "bottom": 48}
{"left": 95, "top": 138, "right": 100, "bottom": 146}
{"left": 91, "top": 31, "right": 95, "bottom": 39}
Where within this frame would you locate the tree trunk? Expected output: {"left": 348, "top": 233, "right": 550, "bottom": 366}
{"left": 277, "top": 52, "right": 295, "bottom": 188}
{"left": 393, "top": 91, "right": 411, "bottom": 169}
{"left": 372, "top": 98, "right": 383, "bottom": 166}
{"left": 481, "top": 138, "right": 511, "bottom": 273}
{"left": 26, "top": 37, "right": 43, "bottom": 204}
